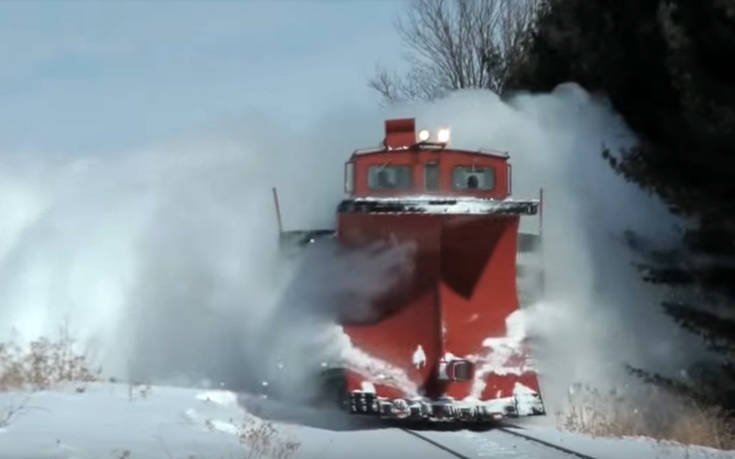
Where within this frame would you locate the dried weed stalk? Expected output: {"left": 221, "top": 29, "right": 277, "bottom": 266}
{"left": 558, "top": 383, "right": 735, "bottom": 450}
{"left": 239, "top": 417, "right": 300, "bottom": 459}
{"left": 1, "top": 324, "right": 100, "bottom": 391}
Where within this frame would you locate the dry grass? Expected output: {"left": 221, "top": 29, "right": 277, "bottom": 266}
{"left": 0, "top": 325, "right": 100, "bottom": 391}
{"left": 558, "top": 383, "right": 735, "bottom": 450}
{"left": 239, "top": 417, "right": 300, "bottom": 459}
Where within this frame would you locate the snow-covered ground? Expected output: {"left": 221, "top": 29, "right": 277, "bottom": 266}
{"left": 0, "top": 383, "right": 731, "bottom": 459}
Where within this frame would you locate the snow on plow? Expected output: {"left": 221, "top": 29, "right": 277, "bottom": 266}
{"left": 276, "top": 118, "right": 545, "bottom": 422}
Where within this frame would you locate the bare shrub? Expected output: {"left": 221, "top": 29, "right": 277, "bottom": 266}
{"left": 0, "top": 325, "right": 100, "bottom": 391}
{"left": 0, "top": 342, "right": 25, "bottom": 390}
{"left": 239, "top": 418, "right": 300, "bottom": 459}
{"left": 559, "top": 383, "right": 735, "bottom": 450}
{"left": 0, "top": 396, "right": 30, "bottom": 427}
{"left": 128, "top": 381, "right": 152, "bottom": 401}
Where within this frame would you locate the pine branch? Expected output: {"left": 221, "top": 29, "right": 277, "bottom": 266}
{"left": 663, "top": 301, "right": 735, "bottom": 354}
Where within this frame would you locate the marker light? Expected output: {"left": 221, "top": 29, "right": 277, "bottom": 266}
{"left": 437, "top": 127, "right": 451, "bottom": 143}
{"left": 418, "top": 129, "right": 430, "bottom": 142}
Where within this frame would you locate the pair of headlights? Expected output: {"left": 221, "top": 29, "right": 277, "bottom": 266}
{"left": 418, "top": 127, "right": 451, "bottom": 144}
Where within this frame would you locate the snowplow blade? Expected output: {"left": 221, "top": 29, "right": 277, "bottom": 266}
{"left": 335, "top": 207, "right": 546, "bottom": 420}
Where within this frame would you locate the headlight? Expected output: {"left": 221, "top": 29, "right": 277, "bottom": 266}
{"left": 437, "top": 128, "right": 451, "bottom": 143}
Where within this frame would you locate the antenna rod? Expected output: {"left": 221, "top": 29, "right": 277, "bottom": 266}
{"left": 272, "top": 187, "right": 283, "bottom": 235}
{"left": 539, "top": 187, "right": 544, "bottom": 237}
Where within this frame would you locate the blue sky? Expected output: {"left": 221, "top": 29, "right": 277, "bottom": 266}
{"left": 0, "top": 1, "right": 404, "bottom": 154}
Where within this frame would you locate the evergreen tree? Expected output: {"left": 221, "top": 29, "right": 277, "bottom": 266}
{"left": 509, "top": 0, "right": 735, "bottom": 410}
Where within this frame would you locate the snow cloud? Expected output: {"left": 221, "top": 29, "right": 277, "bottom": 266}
{"left": 390, "top": 86, "right": 695, "bottom": 409}
{"left": 0, "top": 85, "right": 699, "bottom": 407}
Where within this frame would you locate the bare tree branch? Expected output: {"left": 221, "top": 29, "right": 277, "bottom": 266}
{"left": 369, "top": 0, "right": 539, "bottom": 104}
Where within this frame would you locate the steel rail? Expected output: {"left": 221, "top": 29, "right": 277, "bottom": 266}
{"left": 497, "top": 427, "right": 598, "bottom": 459}
{"left": 401, "top": 425, "right": 599, "bottom": 459}
{"left": 400, "top": 428, "right": 473, "bottom": 459}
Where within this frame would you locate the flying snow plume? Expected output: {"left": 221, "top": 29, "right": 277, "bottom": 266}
{"left": 0, "top": 126, "right": 289, "bottom": 386}
{"left": 253, "top": 239, "right": 417, "bottom": 400}
{"left": 0, "top": 85, "right": 701, "bottom": 408}
{"left": 0, "top": 112, "right": 399, "bottom": 391}
{"left": 391, "top": 85, "right": 702, "bottom": 411}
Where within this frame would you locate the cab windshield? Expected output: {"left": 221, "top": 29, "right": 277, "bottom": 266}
{"left": 368, "top": 165, "right": 413, "bottom": 189}
{"left": 452, "top": 166, "right": 495, "bottom": 190}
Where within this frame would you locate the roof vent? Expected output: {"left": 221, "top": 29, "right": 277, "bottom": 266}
{"left": 383, "top": 118, "right": 415, "bottom": 150}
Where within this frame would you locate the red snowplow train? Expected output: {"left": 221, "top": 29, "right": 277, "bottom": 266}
{"left": 278, "top": 118, "right": 545, "bottom": 422}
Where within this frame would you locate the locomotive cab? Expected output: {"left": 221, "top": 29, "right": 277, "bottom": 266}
{"left": 344, "top": 119, "right": 511, "bottom": 200}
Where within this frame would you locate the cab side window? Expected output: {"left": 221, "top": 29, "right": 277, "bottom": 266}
{"left": 452, "top": 166, "right": 495, "bottom": 190}
{"left": 368, "top": 165, "right": 413, "bottom": 189}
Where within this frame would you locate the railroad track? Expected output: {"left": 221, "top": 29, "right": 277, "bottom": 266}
{"left": 400, "top": 428, "right": 473, "bottom": 459}
{"left": 401, "top": 426, "right": 598, "bottom": 459}
{"left": 496, "top": 427, "right": 597, "bottom": 459}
